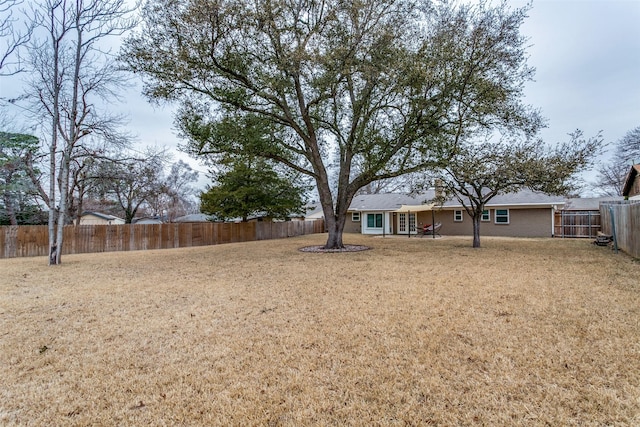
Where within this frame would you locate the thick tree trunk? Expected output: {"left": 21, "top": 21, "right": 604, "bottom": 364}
{"left": 472, "top": 214, "right": 481, "bottom": 248}
{"left": 3, "top": 193, "right": 18, "bottom": 225}
{"left": 318, "top": 186, "right": 355, "bottom": 249}
{"left": 48, "top": 143, "right": 58, "bottom": 265}
{"left": 324, "top": 212, "right": 346, "bottom": 249}
{"left": 52, "top": 151, "right": 71, "bottom": 264}
{"left": 125, "top": 206, "right": 136, "bottom": 224}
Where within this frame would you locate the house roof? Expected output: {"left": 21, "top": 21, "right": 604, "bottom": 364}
{"left": 134, "top": 218, "right": 163, "bottom": 224}
{"left": 622, "top": 164, "right": 640, "bottom": 196}
{"left": 349, "top": 192, "right": 434, "bottom": 211}
{"left": 303, "top": 203, "right": 325, "bottom": 219}
{"left": 461, "top": 190, "right": 565, "bottom": 208}
{"left": 174, "top": 213, "right": 215, "bottom": 223}
{"left": 81, "top": 211, "right": 124, "bottom": 222}
{"left": 348, "top": 189, "right": 564, "bottom": 211}
{"left": 563, "top": 197, "right": 624, "bottom": 211}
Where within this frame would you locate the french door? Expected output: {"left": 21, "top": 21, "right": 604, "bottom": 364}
{"left": 398, "top": 213, "right": 416, "bottom": 234}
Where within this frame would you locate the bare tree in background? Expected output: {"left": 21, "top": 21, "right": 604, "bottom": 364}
{"left": 90, "top": 148, "right": 168, "bottom": 223}
{"left": 0, "top": 0, "right": 32, "bottom": 76}
{"left": 144, "top": 160, "right": 199, "bottom": 222}
{"left": 26, "top": 0, "right": 137, "bottom": 264}
{"left": 593, "top": 125, "right": 640, "bottom": 196}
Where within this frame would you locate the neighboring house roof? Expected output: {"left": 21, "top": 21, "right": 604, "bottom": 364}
{"left": 174, "top": 213, "right": 215, "bottom": 223}
{"left": 563, "top": 197, "right": 624, "bottom": 211}
{"left": 622, "top": 164, "right": 640, "bottom": 197}
{"left": 303, "top": 203, "right": 325, "bottom": 219}
{"left": 81, "top": 212, "right": 125, "bottom": 222}
{"left": 133, "top": 217, "right": 163, "bottom": 224}
{"left": 348, "top": 189, "right": 565, "bottom": 211}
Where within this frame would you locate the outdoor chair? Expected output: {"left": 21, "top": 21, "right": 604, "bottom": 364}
{"left": 420, "top": 222, "right": 442, "bottom": 237}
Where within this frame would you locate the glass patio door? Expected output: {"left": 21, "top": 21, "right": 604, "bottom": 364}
{"left": 398, "top": 213, "right": 416, "bottom": 234}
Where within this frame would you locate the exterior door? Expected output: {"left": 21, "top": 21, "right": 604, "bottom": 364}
{"left": 398, "top": 213, "right": 416, "bottom": 234}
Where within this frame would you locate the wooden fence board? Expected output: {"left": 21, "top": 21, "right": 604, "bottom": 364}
{"left": 600, "top": 201, "right": 640, "bottom": 258}
{"left": 0, "top": 227, "right": 5, "bottom": 258}
{"left": 4, "top": 226, "right": 18, "bottom": 258}
{"left": 554, "top": 210, "right": 601, "bottom": 238}
{"left": 0, "top": 220, "right": 324, "bottom": 259}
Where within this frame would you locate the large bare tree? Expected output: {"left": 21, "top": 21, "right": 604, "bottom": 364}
{"left": 123, "top": 0, "right": 541, "bottom": 249}
{"left": 26, "top": 0, "right": 137, "bottom": 264}
{"left": 0, "top": 0, "right": 32, "bottom": 76}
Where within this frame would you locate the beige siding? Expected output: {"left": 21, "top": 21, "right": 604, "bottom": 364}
{"left": 414, "top": 208, "right": 553, "bottom": 238}
{"left": 344, "top": 212, "right": 363, "bottom": 233}
{"left": 79, "top": 216, "right": 110, "bottom": 225}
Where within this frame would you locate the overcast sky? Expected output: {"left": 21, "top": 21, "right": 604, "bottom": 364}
{"left": 3, "top": 0, "right": 639, "bottom": 195}
{"left": 517, "top": 1, "right": 639, "bottom": 155}
{"left": 125, "top": 0, "right": 640, "bottom": 193}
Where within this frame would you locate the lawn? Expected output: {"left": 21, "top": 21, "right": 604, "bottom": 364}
{"left": 1, "top": 234, "right": 639, "bottom": 426}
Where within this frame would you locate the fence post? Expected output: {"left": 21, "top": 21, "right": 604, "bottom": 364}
{"left": 609, "top": 206, "right": 618, "bottom": 254}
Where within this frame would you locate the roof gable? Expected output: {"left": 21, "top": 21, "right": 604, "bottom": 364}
{"left": 81, "top": 211, "right": 124, "bottom": 222}
{"left": 622, "top": 164, "right": 640, "bottom": 197}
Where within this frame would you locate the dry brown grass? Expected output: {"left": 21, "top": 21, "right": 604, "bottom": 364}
{"left": 1, "top": 234, "right": 639, "bottom": 426}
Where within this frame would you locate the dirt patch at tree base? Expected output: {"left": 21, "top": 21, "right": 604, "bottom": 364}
{"left": 298, "top": 244, "right": 371, "bottom": 253}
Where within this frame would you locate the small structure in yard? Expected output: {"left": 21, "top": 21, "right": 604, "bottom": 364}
{"left": 593, "top": 233, "right": 613, "bottom": 247}
{"left": 79, "top": 212, "right": 125, "bottom": 225}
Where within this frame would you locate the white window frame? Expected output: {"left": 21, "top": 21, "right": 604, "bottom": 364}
{"left": 453, "top": 210, "right": 463, "bottom": 222}
{"left": 351, "top": 212, "right": 360, "bottom": 222}
{"left": 481, "top": 209, "right": 490, "bottom": 222}
{"left": 494, "top": 209, "right": 510, "bottom": 224}
{"left": 367, "top": 213, "right": 383, "bottom": 229}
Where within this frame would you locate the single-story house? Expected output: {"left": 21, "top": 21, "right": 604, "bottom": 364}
{"left": 79, "top": 212, "right": 125, "bottom": 225}
{"left": 345, "top": 189, "right": 565, "bottom": 238}
{"left": 622, "top": 164, "right": 640, "bottom": 200}
{"left": 301, "top": 203, "right": 325, "bottom": 221}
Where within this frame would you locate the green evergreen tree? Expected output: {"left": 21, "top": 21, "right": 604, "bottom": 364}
{"left": 200, "top": 157, "right": 307, "bottom": 222}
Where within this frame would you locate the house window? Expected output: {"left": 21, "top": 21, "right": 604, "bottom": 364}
{"left": 481, "top": 210, "right": 490, "bottom": 222}
{"left": 367, "top": 213, "right": 383, "bottom": 228}
{"left": 352, "top": 212, "right": 360, "bottom": 222}
{"left": 495, "top": 209, "right": 510, "bottom": 224}
{"left": 454, "top": 210, "right": 463, "bottom": 222}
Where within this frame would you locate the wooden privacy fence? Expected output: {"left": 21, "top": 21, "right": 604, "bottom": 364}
{"left": 0, "top": 220, "right": 325, "bottom": 259}
{"left": 600, "top": 201, "right": 640, "bottom": 259}
{"left": 554, "top": 210, "right": 601, "bottom": 238}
